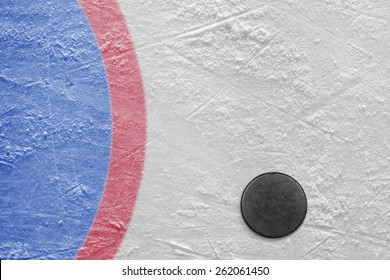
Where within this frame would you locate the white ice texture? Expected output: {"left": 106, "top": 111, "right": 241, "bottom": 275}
{"left": 116, "top": 0, "right": 390, "bottom": 259}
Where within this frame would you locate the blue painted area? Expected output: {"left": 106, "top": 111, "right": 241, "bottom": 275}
{"left": 0, "top": 0, "right": 112, "bottom": 259}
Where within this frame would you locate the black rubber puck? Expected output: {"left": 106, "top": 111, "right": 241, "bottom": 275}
{"left": 241, "top": 172, "right": 307, "bottom": 238}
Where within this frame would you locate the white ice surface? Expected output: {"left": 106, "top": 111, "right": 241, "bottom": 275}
{"left": 116, "top": 0, "right": 390, "bottom": 259}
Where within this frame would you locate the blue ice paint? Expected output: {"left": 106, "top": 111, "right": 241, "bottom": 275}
{"left": 0, "top": 0, "right": 112, "bottom": 259}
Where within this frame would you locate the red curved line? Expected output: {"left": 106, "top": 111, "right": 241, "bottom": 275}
{"left": 76, "top": 0, "right": 146, "bottom": 259}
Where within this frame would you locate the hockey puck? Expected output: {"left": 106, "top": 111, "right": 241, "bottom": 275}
{"left": 241, "top": 172, "right": 307, "bottom": 238}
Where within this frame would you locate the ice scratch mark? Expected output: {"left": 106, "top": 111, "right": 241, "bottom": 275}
{"left": 347, "top": 183, "right": 390, "bottom": 220}
{"left": 244, "top": 90, "right": 390, "bottom": 163}
{"left": 273, "top": 2, "right": 373, "bottom": 59}
{"left": 151, "top": 239, "right": 215, "bottom": 259}
{"left": 133, "top": 3, "right": 283, "bottom": 51}
{"left": 183, "top": 32, "right": 281, "bottom": 119}
{"left": 207, "top": 239, "right": 221, "bottom": 259}
{"left": 299, "top": 235, "right": 332, "bottom": 259}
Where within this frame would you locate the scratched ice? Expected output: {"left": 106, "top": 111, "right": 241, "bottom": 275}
{"left": 117, "top": 0, "right": 390, "bottom": 259}
{"left": 1, "top": 0, "right": 390, "bottom": 260}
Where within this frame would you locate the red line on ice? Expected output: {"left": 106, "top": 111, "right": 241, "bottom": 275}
{"left": 77, "top": 0, "right": 146, "bottom": 260}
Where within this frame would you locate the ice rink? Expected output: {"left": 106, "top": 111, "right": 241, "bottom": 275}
{"left": 116, "top": 0, "right": 390, "bottom": 259}
{"left": 1, "top": 0, "right": 390, "bottom": 259}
